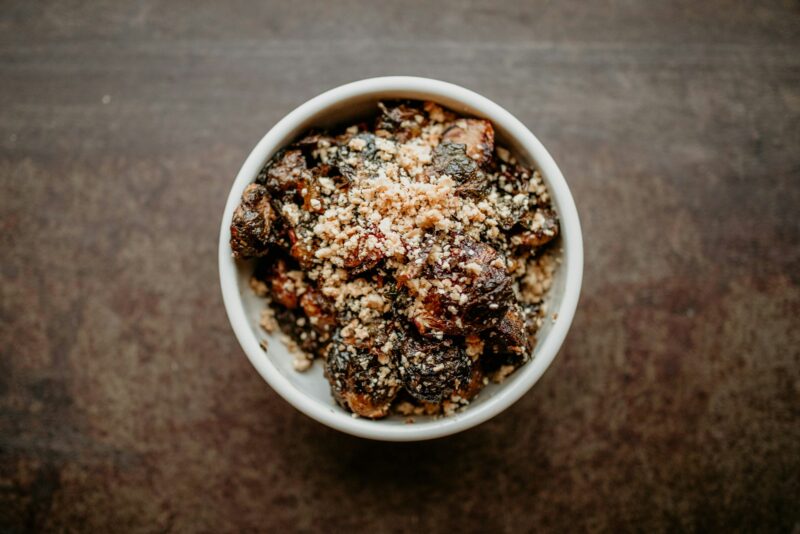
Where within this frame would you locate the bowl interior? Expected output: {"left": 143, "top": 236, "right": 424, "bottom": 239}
{"left": 227, "top": 90, "right": 574, "bottom": 437}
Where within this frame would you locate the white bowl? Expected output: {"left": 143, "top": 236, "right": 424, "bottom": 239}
{"left": 219, "top": 77, "right": 583, "bottom": 441}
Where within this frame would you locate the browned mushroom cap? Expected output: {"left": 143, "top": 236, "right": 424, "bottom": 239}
{"left": 375, "top": 101, "right": 425, "bottom": 142}
{"left": 513, "top": 208, "right": 560, "bottom": 249}
{"left": 325, "top": 329, "right": 401, "bottom": 419}
{"left": 484, "top": 303, "right": 530, "bottom": 358}
{"left": 332, "top": 132, "right": 381, "bottom": 181}
{"left": 411, "top": 234, "right": 513, "bottom": 337}
{"left": 284, "top": 227, "right": 316, "bottom": 270}
{"left": 397, "top": 330, "right": 474, "bottom": 403}
{"left": 431, "top": 142, "right": 481, "bottom": 186}
{"left": 262, "top": 149, "right": 311, "bottom": 199}
{"left": 482, "top": 303, "right": 542, "bottom": 377}
{"left": 343, "top": 228, "right": 385, "bottom": 276}
{"left": 441, "top": 119, "right": 495, "bottom": 166}
{"left": 230, "top": 183, "right": 276, "bottom": 259}
{"left": 395, "top": 233, "right": 436, "bottom": 288}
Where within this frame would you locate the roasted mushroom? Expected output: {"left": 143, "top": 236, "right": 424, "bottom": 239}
{"left": 286, "top": 228, "right": 318, "bottom": 270}
{"left": 325, "top": 329, "right": 401, "bottom": 418}
{"left": 395, "top": 232, "right": 436, "bottom": 288}
{"left": 430, "top": 141, "right": 490, "bottom": 197}
{"left": 375, "top": 101, "right": 425, "bottom": 141}
{"left": 491, "top": 194, "right": 528, "bottom": 232}
{"left": 397, "top": 330, "right": 474, "bottom": 403}
{"left": 260, "top": 149, "right": 311, "bottom": 202}
{"left": 441, "top": 119, "right": 494, "bottom": 166}
{"left": 343, "top": 228, "right": 385, "bottom": 276}
{"left": 431, "top": 142, "right": 481, "bottom": 183}
{"left": 484, "top": 304, "right": 530, "bottom": 358}
{"left": 482, "top": 302, "right": 544, "bottom": 377}
{"left": 513, "top": 208, "right": 559, "bottom": 249}
{"left": 333, "top": 132, "right": 381, "bottom": 181}
{"left": 230, "top": 183, "right": 276, "bottom": 259}
{"left": 411, "top": 234, "right": 513, "bottom": 337}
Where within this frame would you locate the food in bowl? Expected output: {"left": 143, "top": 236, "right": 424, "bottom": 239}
{"left": 230, "top": 100, "right": 560, "bottom": 419}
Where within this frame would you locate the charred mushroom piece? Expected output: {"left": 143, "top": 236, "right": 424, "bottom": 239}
{"left": 431, "top": 142, "right": 480, "bottom": 184}
{"left": 493, "top": 194, "right": 529, "bottom": 231}
{"left": 412, "top": 235, "right": 513, "bottom": 337}
{"left": 230, "top": 183, "right": 276, "bottom": 259}
{"left": 496, "top": 162, "right": 532, "bottom": 191}
{"left": 261, "top": 149, "right": 312, "bottom": 201}
{"left": 252, "top": 151, "right": 323, "bottom": 261}
{"left": 375, "top": 101, "right": 425, "bottom": 141}
{"left": 455, "top": 177, "right": 489, "bottom": 199}
{"left": 488, "top": 164, "right": 541, "bottom": 230}
{"left": 484, "top": 303, "right": 530, "bottom": 357}
{"left": 431, "top": 142, "right": 488, "bottom": 198}
{"left": 483, "top": 303, "right": 542, "bottom": 378}
{"left": 395, "top": 233, "right": 436, "bottom": 289}
{"left": 261, "top": 148, "right": 328, "bottom": 215}
{"left": 286, "top": 225, "right": 320, "bottom": 270}
{"left": 343, "top": 229, "right": 385, "bottom": 276}
{"left": 333, "top": 132, "right": 380, "bottom": 180}
{"left": 441, "top": 119, "right": 495, "bottom": 166}
{"left": 325, "top": 330, "right": 401, "bottom": 418}
{"left": 397, "top": 331, "right": 474, "bottom": 403}
{"left": 514, "top": 208, "right": 559, "bottom": 249}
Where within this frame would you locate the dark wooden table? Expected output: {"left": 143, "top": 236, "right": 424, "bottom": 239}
{"left": 2, "top": 1, "right": 799, "bottom": 532}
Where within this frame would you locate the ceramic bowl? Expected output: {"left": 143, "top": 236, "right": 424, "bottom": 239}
{"left": 219, "top": 76, "right": 583, "bottom": 441}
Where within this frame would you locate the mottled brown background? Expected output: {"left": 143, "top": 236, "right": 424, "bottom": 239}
{"left": 1, "top": 1, "right": 799, "bottom": 532}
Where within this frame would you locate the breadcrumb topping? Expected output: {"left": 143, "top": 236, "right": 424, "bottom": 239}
{"left": 234, "top": 100, "right": 561, "bottom": 418}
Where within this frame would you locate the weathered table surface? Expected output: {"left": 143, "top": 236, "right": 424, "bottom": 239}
{"left": 2, "top": 1, "right": 798, "bottom": 532}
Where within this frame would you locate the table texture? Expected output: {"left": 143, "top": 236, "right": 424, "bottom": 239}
{"left": 2, "top": 1, "right": 799, "bottom": 532}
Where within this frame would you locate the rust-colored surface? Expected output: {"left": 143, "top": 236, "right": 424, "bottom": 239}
{"left": 1, "top": 1, "right": 799, "bottom": 532}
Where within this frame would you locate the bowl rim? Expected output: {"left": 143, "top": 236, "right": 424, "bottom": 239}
{"left": 218, "top": 76, "right": 583, "bottom": 441}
